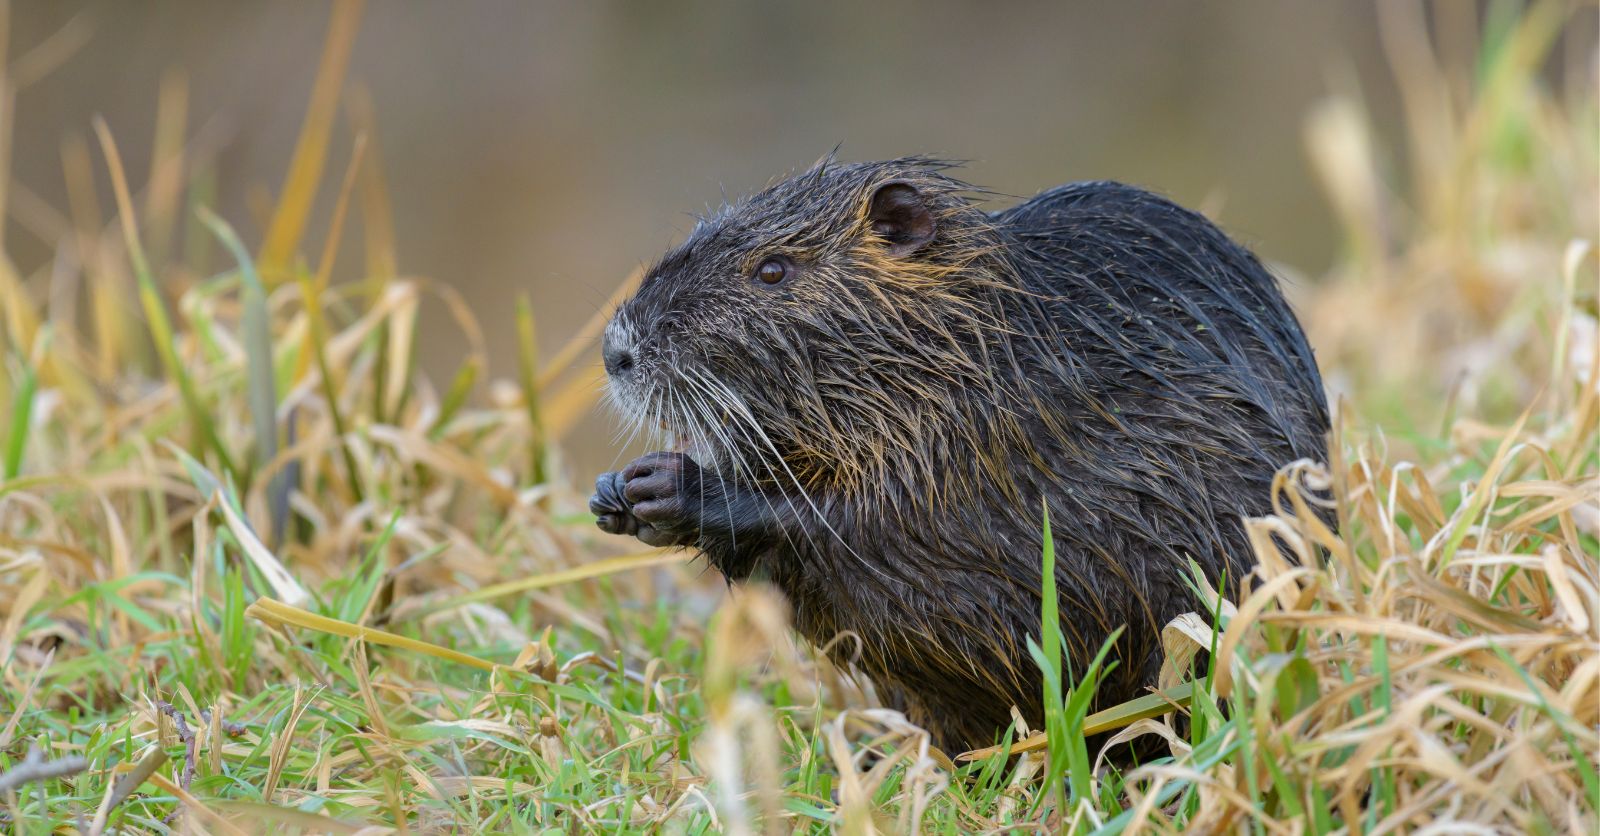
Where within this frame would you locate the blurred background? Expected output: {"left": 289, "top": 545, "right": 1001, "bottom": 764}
{"left": 5, "top": 1, "right": 1596, "bottom": 477}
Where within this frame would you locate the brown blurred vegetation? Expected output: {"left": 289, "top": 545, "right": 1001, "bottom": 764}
{"left": 3, "top": 1, "right": 1595, "bottom": 477}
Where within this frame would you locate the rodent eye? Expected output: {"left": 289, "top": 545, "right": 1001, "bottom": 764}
{"left": 754, "top": 257, "right": 790, "bottom": 286}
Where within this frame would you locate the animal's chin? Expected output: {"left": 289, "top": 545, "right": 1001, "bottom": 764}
{"left": 604, "top": 372, "right": 714, "bottom": 463}
{"left": 610, "top": 369, "right": 791, "bottom": 475}
{"left": 640, "top": 404, "right": 724, "bottom": 467}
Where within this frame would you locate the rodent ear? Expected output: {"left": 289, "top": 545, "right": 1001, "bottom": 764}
{"left": 866, "top": 181, "right": 936, "bottom": 255}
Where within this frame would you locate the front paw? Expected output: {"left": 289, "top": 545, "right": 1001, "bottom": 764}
{"left": 620, "top": 452, "right": 703, "bottom": 546}
{"left": 589, "top": 452, "right": 705, "bottom": 547}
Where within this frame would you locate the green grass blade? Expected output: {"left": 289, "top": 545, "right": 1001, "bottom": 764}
{"left": 1028, "top": 502, "right": 1068, "bottom": 814}
{"left": 1063, "top": 627, "right": 1120, "bottom": 807}
{"left": 515, "top": 293, "right": 547, "bottom": 488}
{"left": 1490, "top": 642, "right": 1600, "bottom": 807}
{"left": 427, "top": 356, "right": 480, "bottom": 441}
{"left": 2, "top": 333, "right": 41, "bottom": 480}
{"left": 198, "top": 207, "right": 286, "bottom": 541}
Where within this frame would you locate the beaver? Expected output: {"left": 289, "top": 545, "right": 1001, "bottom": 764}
{"left": 589, "top": 157, "right": 1329, "bottom": 752}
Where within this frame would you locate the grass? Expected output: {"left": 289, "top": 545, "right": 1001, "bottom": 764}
{"left": 0, "top": 2, "right": 1596, "bottom": 833}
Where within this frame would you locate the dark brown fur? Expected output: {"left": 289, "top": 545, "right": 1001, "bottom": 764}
{"left": 590, "top": 157, "right": 1329, "bottom": 752}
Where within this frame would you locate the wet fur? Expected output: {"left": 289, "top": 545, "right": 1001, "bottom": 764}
{"left": 593, "top": 158, "right": 1330, "bottom": 751}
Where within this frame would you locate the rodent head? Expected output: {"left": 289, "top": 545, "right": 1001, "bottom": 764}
{"left": 603, "top": 157, "right": 1017, "bottom": 498}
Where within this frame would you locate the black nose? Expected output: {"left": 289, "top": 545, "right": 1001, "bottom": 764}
{"left": 603, "top": 342, "right": 635, "bottom": 376}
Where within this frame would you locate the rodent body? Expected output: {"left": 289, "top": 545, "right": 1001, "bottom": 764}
{"left": 591, "top": 158, "right": 1329, "bottom": 752}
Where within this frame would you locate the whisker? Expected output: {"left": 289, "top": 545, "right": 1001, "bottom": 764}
{"left": 688, "top": 368, "right": 896, "bottom": 589}
{"left": 681, "top": 371, "right": 811, "bottom": 561}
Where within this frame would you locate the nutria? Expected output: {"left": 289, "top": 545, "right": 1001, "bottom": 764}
{"left": 589, "top": 157, "right": 1329, "bottom": 752}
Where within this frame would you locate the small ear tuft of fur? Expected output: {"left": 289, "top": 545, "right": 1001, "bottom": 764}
{"left": 867, "top": 181, "right": 936, "bottom": 255}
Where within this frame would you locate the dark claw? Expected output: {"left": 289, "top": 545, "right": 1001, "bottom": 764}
{"left": 594, "top": 512, "right": 637, "bottom": 536}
